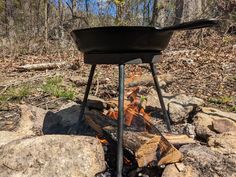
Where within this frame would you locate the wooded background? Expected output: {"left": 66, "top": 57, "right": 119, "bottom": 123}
{"left": 0, "top": 0, "right": 235, "bottom": 57}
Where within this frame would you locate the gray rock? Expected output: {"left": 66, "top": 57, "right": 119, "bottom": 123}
{"left": 193, "top": 112, "right": 216, "bottom": 140}
{"left": 28, "top": 105, "right": 48, "bottom": 135}
{"left": 0, "top": 131, "right": 26, "bottom": 147}
{"left": 0, "top": 105, "right": 47, "bottom": 147}
{"left": 179, "top": 144, "right": 236, "bottom": 177}
{"left": 194, "top": 107, "right": 236, "bottom": 141}
{"left": 43, "top": 105, "right": 95, "bottom": 135}
{"left": 59, "top": 101, "right": 78, "bottom": 110}
{"left": 0, "top": 135, "right": 105, "bottom": 177}
{"left": 183, "top": 123, "right": 196, "bottom": 138}
{"left": 208, "top": 131, "right": 236, "bottom": 154}
{"left": 125, "top": 73, "right": 172, "bottom": 88}
{"left": 162, "top": 163, "right": 199, "bottom": 177}
{"left": 212, "top": 119, "right": 236, "bottom": 133}
{"left": 146, "top": 90, "right": 204, "bottom": 123}
{"left": 17, "top": 105, "right": 47, "bottom": 136}
{"left": 86, "top": 95, "right": 107, "bottom": 111}
{"left": 0, "top": 105, "right": 21, "bottom": 131}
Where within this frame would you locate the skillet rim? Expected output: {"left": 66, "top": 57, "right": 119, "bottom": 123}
{"left": 71, "top": 26, "right": 163, "bottom": 33}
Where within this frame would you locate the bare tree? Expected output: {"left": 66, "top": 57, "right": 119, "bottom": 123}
{"left": 58, "top": 0, "right": 63, "bottom": 24}
{"left": 150, "top": 0, "right": 158, "bottom": 25}
{"left": 4, "top": 0, "right": 14, "bottom": 37}
{"left": 44, "top": 0, "right": 48, "bottom": 44}
{"left": 72, "top": 0, "right": 76, "bottom": 18}
{"left": 174, "top": 0, "right": 184, "bottom": 25}
{"left": 65, "top": 0, "right": 77, "bottom": 18}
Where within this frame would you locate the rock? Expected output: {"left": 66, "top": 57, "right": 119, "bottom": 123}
{"left": 161, "top": 164, "right": 178, "bottom": 177}
{"left": 183, "top": 123, "right": 196, "bottom": 138}
{"left": 17, "top": 105, "right": 35, "bottom": 135}
{"left": 0, "top": 131, "right": 25, "bottom": 147}
{"left": 0, "top": 104, "right": 46, "bottom": 136}
{"left": 162, "top": 163, "right": 199, "bottom": 177}
{"left": 125, "top": 73, "right": 170, "bottom": 88}
{"left": 179, "top": 144, "right": 236, "bottom": 177}
{"left": 159, "top": 73, "right": 175, "bottom": 85}
{"left": 70, "top": 76, "right": 108, "bottom": 87}
{"left": 28, "top": 105, "right": 48, "bottom": 135}
{"left": 168, "top": 102, "right": 192, "bottom": 123}
{"left": 0, "top": 105, "right": 21, "bottom": 131}
{"left": 146, "top": 90, "right": 204, "bottom": 123}
{"left": 202, "top": 107, "right": 236, "bottom": 122}
{"left": 43, "top": 105, "right": 95, "bottom": 135}
{"left": 193, "top": 112, "right": 216, "bottom": 140}
{"left": 0, "top": 105, "right": 47, "bottom": 147}
{"left": 42, "top": 111, "right": 64, "bottom": 134}
{"left": 59, "top": 101, "right": 77, "bottom": 110}
{"left": 208, "top": 131, "right": 236, "bottom": 154}
{"left": 18, "top": 105, "right": 47, "bottom": 136}
{"left": 194, "top": 107, "right": 236, "bottom": 140}
{"left": 75, "top": 96, "right": 107, "bottom": 111}
{"left": 86, "top": 95, "right": 107, "bottom": 111}
{"left": 212, "top": 119, "right": 236, "bottom": 133}
{"left": 0, "top": 135, "right": 106, "bottom": 177}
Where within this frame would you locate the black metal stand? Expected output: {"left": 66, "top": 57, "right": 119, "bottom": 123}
{"left": 75, "top": 53, "right": 172, "bottom": 176}
{"left": 150, "top": 63, "right": 172, "bottom": 132}
{"left": 69, "top": 64, "right": 96, "bottom": 134}
{"left": 117, "top": 64, "right": 125, "bottom": 177}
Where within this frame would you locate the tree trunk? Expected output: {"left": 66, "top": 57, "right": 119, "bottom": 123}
{"left": 72, "top": 0, "right": 76, "bottom": 18}
{"left": 58, "top": 0, "right": 63, "bottom": 24}
{"left": 151, "top": 0, "right": 184, "bottom": 27}
{"left": 85, "top": 0, "right": 89, "bottom": 16}
{"left": 44, "top": 0, "right": 48, "bottom": 45}
{"left": 36, "top": 0, "right": 41, "bottom": 35}
{"left": 150, "top": 0, "right": 158, "bottom": 26}
{"left": 4, "top": 0, "right": 14, "bottom": 37}
{"left": 174, "top": 0, "right": 184, "bottom": 25}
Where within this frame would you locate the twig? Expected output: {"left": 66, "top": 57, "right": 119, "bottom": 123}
{"left": 0, "top": 86, "right": 9, "bottom": 95}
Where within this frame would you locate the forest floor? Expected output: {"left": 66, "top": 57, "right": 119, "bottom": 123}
{"left": 0, "top": 31, "right": 235, "bottom": 113}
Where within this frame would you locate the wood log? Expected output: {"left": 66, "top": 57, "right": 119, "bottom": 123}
{"left": 84, "top": 110, "right": 195, "bottom": 167}
{"left": 17, "top": 62, "right": 68, "bottom": 71}
{"left": 103, "top": 126, "right": 193, "bottom": 167}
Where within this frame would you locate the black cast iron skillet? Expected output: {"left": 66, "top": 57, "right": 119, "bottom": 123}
{"left": 71, "top": 19, "right": 218, "bottom": 53}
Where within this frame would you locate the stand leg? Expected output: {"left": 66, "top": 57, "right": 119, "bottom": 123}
{"left": 117, "top": 64, "right": 125, "bottom": 177}
{"left": 69, "top": 64, "right": 96, "bottom": 134}
{"left": 149, "top": 63, "right": 172, "bottom": 132}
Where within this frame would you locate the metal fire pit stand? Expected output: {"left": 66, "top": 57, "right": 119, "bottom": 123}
{"left": 75, "top": 52, "right": 171, "bottom": 177}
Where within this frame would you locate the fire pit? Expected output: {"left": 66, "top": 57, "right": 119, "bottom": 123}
{"left": 71, "top": 19, "right": 218, "bottom": 177}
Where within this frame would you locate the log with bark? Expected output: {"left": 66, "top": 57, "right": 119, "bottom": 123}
{"left": 17, "top": 62, "right": 68, "bottom": 71}
{"left": 84, "top": 109, "right": 195, "bottom": 167}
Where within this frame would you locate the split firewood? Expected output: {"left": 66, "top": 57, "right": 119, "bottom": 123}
{"left": 102, "top": 126, "right": 195, "bottom": 167}
{"left": 85, "top": 109, "right": 155, "bottom": 134}
{"left": 84, "top": 110, "right": 194, "bottom": 167}
{"left": 17, "top": 62, "right": 68, "bottom": 71}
